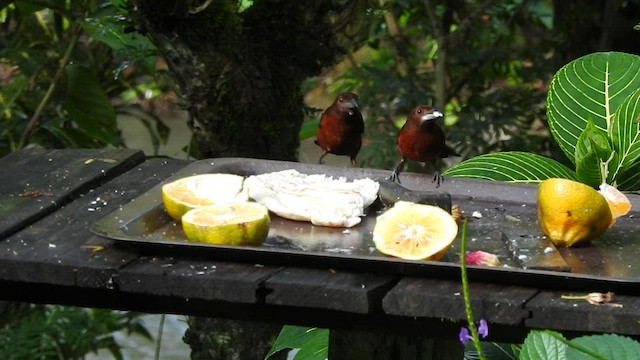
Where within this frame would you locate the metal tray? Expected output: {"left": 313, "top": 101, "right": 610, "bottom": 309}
{"left": 91, "top": 158, "right": 640, "bottom": 293}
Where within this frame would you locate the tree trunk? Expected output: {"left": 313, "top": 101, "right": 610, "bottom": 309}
{"left": 132, "top": 0, "right": 369, "bottom": 160}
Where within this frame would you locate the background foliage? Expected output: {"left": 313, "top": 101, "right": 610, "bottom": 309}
{"left": 304, "top": 0, "right": 563, "bottom": 172}
{"left": 0, "top": 303, "right": 151, "bottom": 360}
{"left": 2, "top": 0, "right": 640, "bottom": 359}
{"left": 0, "top": 0, "right": 167, "bottom": 157}
{"left": 445, "top": 52, "right": 640, "bottom": 191}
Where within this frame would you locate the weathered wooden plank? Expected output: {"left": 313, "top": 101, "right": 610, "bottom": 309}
{"left": 382, "top": 277, "right": 537, "bottom": 325}
{"left": 0, "top": 148, "right": 145, "bottom": 239}
{"left": 526, "top": 291, "right": 640, "bottom": 336}
{"left": 0, "top": 156, "right": 189, "bottom": 288}
{"left": 265, "top": 268, "right": 397, "bottom": 313}
{"left": 117, "top": 256, "right": 282, "bottom": 304}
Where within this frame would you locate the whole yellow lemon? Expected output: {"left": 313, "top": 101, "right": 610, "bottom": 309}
{"left": 537, "top": 178, "right": 613, "bottom": 247}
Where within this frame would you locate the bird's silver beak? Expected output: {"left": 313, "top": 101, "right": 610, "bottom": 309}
{"left": 421, "top": 110, "right": 443, "bottom": 122}
{"left": 343, "top": 99, "right": 359, "bottom": 109}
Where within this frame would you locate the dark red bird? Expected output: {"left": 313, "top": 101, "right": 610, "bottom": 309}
{"left": 390, "top": 105, "right": 459, "bottom": 187}
{"left": 314, "top": 92, "right": 364, "bottom": 165}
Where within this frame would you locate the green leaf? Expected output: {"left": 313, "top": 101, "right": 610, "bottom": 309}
{"left": 519, "top": 330, "right": 567, "bottom": 360}
{"left": 617, "top": 161, "right": 640, "bottom": 192}
{"left": 609, "top": 88, "right": 640, "bottom": 183}
{"left": 63, "top": 64, "right": 117, "bottom": 145}
{"left": 443, "top": 151, "right": 578, "bottom": 183}
{"left": 265, "top": 326, "right": 328, "bottom": 360}
{"left": 0, "top": 72, "right": 28, "bottom": 119}
{"left": 547, "top": 52, "right": 640, "bottom": 165}
{"left": 567, "top": 334, "right": 640, "bottom": 359}
{"left": 40, "top": 120, "right": 102, "bottom": 148}
{"left": 574, "top": 118, "right": 614, "bottom": 187}
{"left": 299, "top": 118, "right": 319, "bottom": 140}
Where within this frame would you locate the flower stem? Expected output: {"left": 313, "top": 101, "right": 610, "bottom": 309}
{"left": 460, "top": 219, "right": 485, "bottom": 359}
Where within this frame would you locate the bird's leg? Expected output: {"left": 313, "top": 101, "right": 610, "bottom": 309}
{"left": 350, "top": 157, "right": 357, "bottom": 167}
{"left": 431, "top": 160, "right": 442, "bottom": 188}
{"left": 433, "top": 171, "right": 443, "bottom": 187}
{"left": 389, "top": 159, "right": 406, "bottom": 183}
{"left": 318, "top": 151, "right": 328, "bottom": 164}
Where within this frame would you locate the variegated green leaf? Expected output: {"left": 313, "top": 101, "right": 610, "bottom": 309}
{"left": 547, "top": 52, "right": 640, "bottom": 165}
{"left": 443, "top": 152, "right": 578, "bottom": 183}
{"left": 617, "top": 161, "right": 640, "bottom": 192}
{"left": 574, "top": 118, "right": 614, "bottom": 187}
{"left": 609, "top": 88, "right": 640, "bottom": 183}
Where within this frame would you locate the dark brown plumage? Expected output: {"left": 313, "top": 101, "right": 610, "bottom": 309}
{"left": 314, "top": 92, "right": 364, "bottom": 165}
{"left": 390, "top": 105, "right": 459, "bottom": 186}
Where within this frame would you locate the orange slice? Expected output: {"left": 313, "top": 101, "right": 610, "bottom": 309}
{"left": 182, "top": 202, "right": 270, "bottom": 246}
{"left": 162, "top": 174, "right": 248, "bottom": 221}
{"left": 372, "top": 201, "right": 458, "bottom": 260}
{"left": 598, "top": 182, "right": 632, "bottom": 219}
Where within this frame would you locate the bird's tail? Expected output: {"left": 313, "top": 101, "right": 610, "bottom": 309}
{"left": 441, "top": 144, "right": 461, "bottom": 158}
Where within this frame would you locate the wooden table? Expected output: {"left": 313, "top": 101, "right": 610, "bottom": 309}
{"left": 1, "top": 148, "right": 639, "bottom": 356}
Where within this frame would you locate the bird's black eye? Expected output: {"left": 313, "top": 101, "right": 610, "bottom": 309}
{"left": 338, "top": 97, "right": 344, "bottom": 102}
{"left": 416, "top": 109, "right": 422, "bottom": 114}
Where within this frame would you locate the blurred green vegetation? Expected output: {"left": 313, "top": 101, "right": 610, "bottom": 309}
{"left": 0, "top": 303, "right": 152, "bottom": 359}
{"left": 308, "top": 0, "right": 564, "bottom": 172}
{"left": 0, "top": 0, "right": 168, "bottom": 157}
{"left": 1, "top": 0, "right": 640, "bottom": 358}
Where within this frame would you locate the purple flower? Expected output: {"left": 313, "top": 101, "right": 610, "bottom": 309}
{"left": 478, "top": 319, "right": 488, "bottom": 338}
{"left": 459, "top": 319, "right": 488, "bottom": 345}
{"left": 459, "top": 327, "right": 473, "bottom": 344}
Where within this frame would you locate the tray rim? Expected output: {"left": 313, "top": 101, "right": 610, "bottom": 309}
{"left": 91, "top": 157, "right": 640, "bottom": 295}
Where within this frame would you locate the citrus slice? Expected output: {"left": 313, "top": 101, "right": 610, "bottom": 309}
{"left": 537, "top": 178, "right": 612, "bottom": 247}
{"left": 181, "top": 202, "right": 270, "bottom": 246}
{"left": 598, "top": 182, "right": 632, "bottom": 219}
{"left": 372, "top": 201, "right": 458, "bottom": 261}
{"left": 162, "top": 174, "right": 248, "bottom": 221}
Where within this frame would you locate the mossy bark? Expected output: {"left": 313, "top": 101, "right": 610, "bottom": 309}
{"left": 132, "top": 0, "right": 369, "bottom": 160}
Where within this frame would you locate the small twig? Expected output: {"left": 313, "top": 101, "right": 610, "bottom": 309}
{"left": 18, "top": 191, "right": 54, "bottom": 197}
{"left": 154, "top": 314, "right": 166, "bottom": 360}
{"left": 448, "top": 0, "right": 501, "bottom": 47}
{"left": 189, "top": 0, "right": 214, "bottom": 14}
{"left": 445, "top": 0, "right": 530, "bottom": 104}
{"left": 422, "top": 0, "right": 442, "bottom": 40}
{"left": 21, "top": 27, "right": 81, "bottom": 144}
{"left": 561, "top": 292, "right": 623, "bottom": 307}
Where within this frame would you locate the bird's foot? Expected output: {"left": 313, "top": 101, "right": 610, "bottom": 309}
{"left": 433, "top": 171, "right": 443, "bottom": 188}
{"left": 389, "top": 170, "right": 401, "bottom": 184}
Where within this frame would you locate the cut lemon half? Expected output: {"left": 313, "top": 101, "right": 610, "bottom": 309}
{"left": 372, "top": 201, "right": 458, "bottom": 261}
{"left": 182, "top": 202, "right": 270, "bottom": 246}
{"left": 162, "top": 174, "right": 248, "bottom": 221}
{"left": 598, "top": 182, "right": 632, "bottom": 220}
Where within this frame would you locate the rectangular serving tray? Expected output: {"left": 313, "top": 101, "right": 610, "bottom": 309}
{"left": 91, "top": 158, "right": 640, "bottom": 294}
